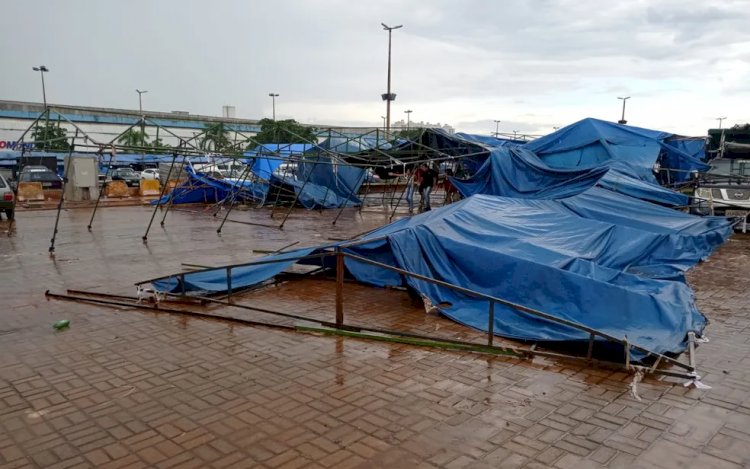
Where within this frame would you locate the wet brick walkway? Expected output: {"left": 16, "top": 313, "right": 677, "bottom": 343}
{"left": 0, "top": 206, "right": 749, "bottom": 468}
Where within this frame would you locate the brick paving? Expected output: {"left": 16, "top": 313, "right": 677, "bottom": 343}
{"left": 0, "top": 206, "right": 749, "bottom": 468}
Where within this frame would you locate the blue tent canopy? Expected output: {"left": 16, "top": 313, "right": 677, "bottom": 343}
{"left": 524, "top": 118, "right": 709, "bottom": 183}
{"left": 450, "top": 145, "right": 689, "bottom": 206}
{"left": 152, "top": 166, "right": 268, "bottom": 205}
{"left": 152, "top": 191, "right": 732, "bottom": 359}
{"left": 270, "top": 155, "right": 366, "bottom": 209}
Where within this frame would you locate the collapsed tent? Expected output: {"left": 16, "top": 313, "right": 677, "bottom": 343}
{"left": 152, "top": 166, "right": 268, "bottom": 205}
{"left": 270, "top": 155, "right": 366, "bottom": 209}
{"left": 451, "top": 145, "right": 690, "bottom": 206}
{"left": 524, "top": 118, "right": 709, "bottom": 183}
{"left": 151, "top": 192, "right": 732, "bottom": 359}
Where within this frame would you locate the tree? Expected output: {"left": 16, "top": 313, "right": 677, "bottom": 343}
{"left": 250, "top": 118, "right": 317, "bottom": 146}
{"left": 31, "top": 123, "right": 71, "bottom": 152}
{"left": 149, "top": 138, "right": 172, "bottom": 154}
{"left": 117, "top": 129, "right": 150, "bottom": 150}
{"left": 200, "top": 122, "right": 232, "bottom": 153}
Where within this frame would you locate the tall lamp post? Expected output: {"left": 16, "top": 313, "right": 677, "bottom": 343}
{"left": 716, "top": 116, "right": 727, "bottom": 129}
{"left": 269, "top": 93, "right": 279, "bottom": 121}
{"left": 136, "top": 89, "right": 148, "bottom": 114}
{"left": 405, "top": 109, "right": 413, "bottom": 131}
{"left": 381, "top": 116, "right": 386, "bottom": 130}
{"left": 381, "top": 23, "right": 402, "bottom": 133}
{"left": 617, "top": 96, "right": 630, "bottom": 124}
{"left": 32, "top": 65, "right": 49, "bottom": 109}
{"left": 493, "top": 119, "right": 501, "bottom": 137}
{"left": 135, "top": 89, "right": 148, "bottom": 153}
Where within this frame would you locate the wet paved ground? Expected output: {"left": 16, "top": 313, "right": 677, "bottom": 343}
{"left": 0, "top": 205, "right": 749, "bottom": 468}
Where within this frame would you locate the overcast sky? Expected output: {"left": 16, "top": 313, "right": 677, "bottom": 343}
{"left": 2, "top": 0, "right": 749, "bottom": 136}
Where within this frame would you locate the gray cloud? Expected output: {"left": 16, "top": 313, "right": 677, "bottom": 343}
{"left": 0, "top": 0, "right": 748, "bottom": 135}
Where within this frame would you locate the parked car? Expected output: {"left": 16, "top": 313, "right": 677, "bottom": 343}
{"left": 18, "top": 165, "right": 63, "bottom": 189}
{"left": 109, "top": 167, "right": 141, "bottom": 187}
{"left": 140, "top": 168, "right": 160, "bottom": 180}
{"left": 0, "top": 174, "right": 14, "bottom": 220}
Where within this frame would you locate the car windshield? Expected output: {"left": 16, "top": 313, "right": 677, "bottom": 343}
{"left": 118, "top": 169, "right": 135, "bottom": 175}
{"left": 20, "top": 172, "right": 58, "bottom": 182}
{"left": 0, "top": 177, "right": 6, "bottom": 188}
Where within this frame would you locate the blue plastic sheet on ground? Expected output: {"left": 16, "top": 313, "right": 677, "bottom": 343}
{"left": 152, "top": 192, "right": 732, "bottom": 359}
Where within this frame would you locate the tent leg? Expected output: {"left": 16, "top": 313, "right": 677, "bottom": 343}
{"left": 87, "top": 148, "right": 112, "bottom": 231}
{"left": 143, "top": 152, "right": 178, "bottom": 242}
{"left": 332, "top": 170, "right": 367, "bottom": 225}
{"left": 687, "top": 332, "right": 696, "bottom": 371}
{"left": 359, "top": 176, "right": 372, "bottom": 213}
{"left": 217, "top": 165, "right": 253, "bottom": 234}
{"left": 335, "top": 248, "right": 344, "bottom": 328}
{"left": 487, "top": 301, "right": 495, "bottom": 346}
{"left": 49, "top": 129, "right": 78, "bottom": 254}
{"left": 586, "top": 333, "right": 595, "bottom": 360}
{"left": 279, "top": 158, "right": 321, "bottom": 229}
{"left": 160, "top": 155, "right": 188, "bottom": 227}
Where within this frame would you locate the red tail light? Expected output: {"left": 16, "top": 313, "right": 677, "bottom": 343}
{"left": 3, "top": 193, "right": 13, "bottom": 201}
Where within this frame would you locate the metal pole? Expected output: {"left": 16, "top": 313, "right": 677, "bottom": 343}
{"left": 143, "top": 152, "right": 178, "bottom": 242}
{"left": 40, "top": 69, "right": 47, "bottom": 109}
{"left": 493, "top": 120, "right": 501, "bottom": 137}
{"left": 49, "top": 129, "right": 78, "bottom": 254}
{"left": 226, "top": 267, "right": 233, "bottom": 303}
{"left": 487, "top": 301, "right": 495, "bottom": 346}
{"left": 159, "top": 154, "right": 188, "bottom": 226}
{"left": 87, "top": 148, "right": 113, "bottom": 231}
{"left": 617, "top": 96, "right": 630, "bottom": 124}
{"left": 335, "top": 247, "right": 344, "bottom": 328}
{"left": 382, "top": 23, "right": 402, "bottom": 132}
{"left": 269, "top": 93, "right": 278, "bottom": 121}
{"left": 332, "top": 168, "right": 368, "bottom": 225}
{"left": 217, "top": 164, "right": 254, "bottom": 233}
{"left": 386, "top": 28, "right": 392, "bottom": 131}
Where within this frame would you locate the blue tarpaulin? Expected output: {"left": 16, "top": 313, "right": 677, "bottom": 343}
{"left": 524, "top": 118, "right": 709, "bottom": 183}
{"left": 450, "top": 145, "right": 690, "bottom": 206}
{"left": 152, "top": 191, "right": 732, "bottom": 359}
{"left": 152, "top": 166, "right": 268, "bottom": 205}
{"left": 271, "top": 155, "right": 366, "bottom": 209}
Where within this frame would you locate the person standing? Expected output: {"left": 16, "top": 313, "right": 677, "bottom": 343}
{"left": 418, "top": 162, "right": 437, "bottom": 211}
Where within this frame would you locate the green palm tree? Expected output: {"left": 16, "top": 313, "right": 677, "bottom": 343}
{"left": 117, "top": 129, "right": 149, "bottom": 150}
{"left": 200, "top": 123, "right": 231, "bottom": 153}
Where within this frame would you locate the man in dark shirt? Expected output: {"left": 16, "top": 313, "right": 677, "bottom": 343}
{"left": 418, "top": 163, "right": 437, "bottom": 211}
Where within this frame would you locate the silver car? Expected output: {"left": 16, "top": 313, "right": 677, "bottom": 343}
{"left": 0, "top": 174, "right": 15, "bottom": 220}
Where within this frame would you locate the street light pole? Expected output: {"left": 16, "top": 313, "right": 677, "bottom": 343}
{"left": 136, "top": 89, "right": 148, "bottom": 114}
{"left": 717, "top": 116, "right": 727, "bottom": 129}
{"left": 381, "top": 116, "right": 386, "bottom": 130}
{"left": 617, "top": 96, "right": 630, "bottom": 124}
{"left": 269, "top": 93, "right": 279, "bottom": 121}
{"left": 405, "top": 109, "right": 413, "bottom": 131}
{"left": 32, "top": 65, "right": 49, "bottom": 109}
{"left": 381, "top": 23, "right": 403, "bottom": 133}
{"left": 493, "top": 120, "right": 501, "bottom": 137}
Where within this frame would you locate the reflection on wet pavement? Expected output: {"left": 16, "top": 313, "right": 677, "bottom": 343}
{"left": 1, "top": 206, "right": 749, "bottom": 468}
